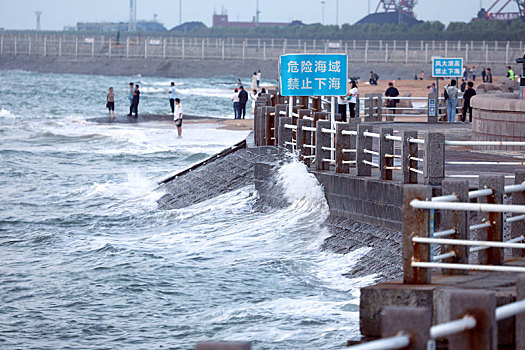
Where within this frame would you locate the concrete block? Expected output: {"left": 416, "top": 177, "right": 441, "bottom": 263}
{"left": 402, "top": 131, "right": 418, "bottom": 184}
{"left": 423, "top": 132, "right": 445, "bottom": 186}
{"left": 381, "top": 306, "right": 431, "bottom": 349}
{"left": 315, "top": 120, "right": 332, "bottom": 171}
{"left": 478, "top": 175, "right": 504, "bottom": 266}
{"left": 512, "top": 170, "right": 525, "bottom": 257}
{"left": 360, "top": 282, "right": 435, "bottom": 337}
{"left": 518, "top": 274, "right": 525, "bottom": 350}
{"left": 402, "top": 185, "right": 432, "bottom": 284}
{"left": 438, "top": 289, "right": 497, "bottom": 350}
{"left": 357, "top": 124, "right": 372, "bottom": 177}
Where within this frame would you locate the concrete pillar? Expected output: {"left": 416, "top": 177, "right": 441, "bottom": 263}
{"left": 402, "top": 131, "right": 418, "bottom": 184}
{"left": 274, "top": 104, "right": 288, "bottom": 145}
{"left": 297, "top": 118, "right": 312, "bottom": 164}
{"left": 441, "top": 290, "right": 497, "bottom": 350}
{"left": 517, "top": 274, "right": 525, "bottom": 350}
{"left": 264, "top": 106, "right": 276, "bottom": 146}
{"left": 278, "top": 116, "right": 293, "bottom": 152}
{"left": 379, "top": 127, "right": 394, "bottom": 181}
{"left": 335, "top": 120, "right": 359, "bottom": 174}
{"left": 254, "top": 102, "right": 267, "bottom": 146}
{"left": 356, "top": 124, "right": 372, "bottom": 177}
{"left": 402, "top": 185, "right": 432, "bottom": 284}
{"left": 423, "top": 132, "right": 445, "bottom": 186}
{"left": 441, "top": 179, "right": 469, "bottom": 275}
{"left": 478, "top": 175, "right": 505, "bottom": 266}
{"left": 512, "top": 170, "right": 525, "bottom": 258}
{"left": 315, "top": 120, "right": 332, "bottom": 171}
{"left": 381, "top": 307, "right": 431, "bottom": 349}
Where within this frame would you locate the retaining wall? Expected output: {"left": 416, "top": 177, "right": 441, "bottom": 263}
{"left": 471, "top": 94, "right": 525, "bottom": 150}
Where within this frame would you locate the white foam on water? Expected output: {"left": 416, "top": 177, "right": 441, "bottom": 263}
{"left": 0, "top": 108, "right": 16, "bottom": 119}
{"left": 177, "top": 87, "right": 233, "bottom": 99}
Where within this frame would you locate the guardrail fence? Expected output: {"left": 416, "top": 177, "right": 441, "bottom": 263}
{"left": 0, "top": 33, "right": 523, "bottom": 64}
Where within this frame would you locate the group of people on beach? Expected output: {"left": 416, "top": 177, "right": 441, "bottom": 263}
{"left": 105, "top": 81, "right": 183, "bottom": 136}
{"left": 231, "top": 70, "right": 264, "bottom": 119}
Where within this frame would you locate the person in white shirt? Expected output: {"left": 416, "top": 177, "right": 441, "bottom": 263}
{"left": 231, "top": 89, "right": 240, "bottom": 119}
{"left": 337, "top": 95, "right": 348, "bottom": 122}
{"left": 168, "top": 82, "right": 176, "bottom": 113}
{"left": 251, "top": 72, "right": 258, "bottom": 90}
{"left": 256, "top": 70, "right": 261, "bottom": 87}
{"left": 174, "top": 98, "right": 183, "bottom": 137}
{"left": 347, "top": 81, "right": 358, "bottom": 118}
{"left": 250, "top": 89, "right": 258, "bottom": 114}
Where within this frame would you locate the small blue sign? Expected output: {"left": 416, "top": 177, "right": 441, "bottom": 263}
{"left": 279, "top": 54, "right": 348, "bottom": 96}
{"left": 432, "top": 57, "right": 463, "bottom": 78}
{"left": 429, "top": 99, "right": 436, "bottom": 116}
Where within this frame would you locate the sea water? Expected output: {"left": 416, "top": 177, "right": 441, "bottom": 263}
{"left": 0, "top": 70, "right": 374, "bottom": 349}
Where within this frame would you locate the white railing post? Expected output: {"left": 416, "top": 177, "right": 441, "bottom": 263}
{"left": 91, "top": 40, "right": 94, "bottom": 57}
{"left": 108, "top": 38, "right": 111, "bottom": 58}
{"left": 126, "top": 36, "right": 129, "bottom": 58}
{"left": 28, "top": 36, "right": 31, "bottom": 56}
{"left": 242, "top": 40, "right": 245, "bottom": 60}
{"left": 201, "top": 39, "right": 205, "bottom": 60}
{"left": 506, "top": 41, "right": 509, "bottom": 64}
{"left": 44, "top": 35, "right": 47, "bottom": 56}
{"left": 425, "top": 43, "right": 428, "bottom": 62}
{"left": 365, "top": 40, "right": 368, "bottom": 63}
{"left": 144, "top": 39, "right": 147, "bottom": 58}
{"left": 466, "top": 44, "right": 469, "bottom": 64}
{"left": 14, "top": 35, "right": 17, "bottom": 55}
{"left": 263, "top": 41, "right": 266, "bottom": 60}
{"left": 182, "top": 38, "right": 185, "bottom": 59}
{"left": 385, "top": 43, "right": 388, "bottom": 63}
{"left": 59, "top": 37, "right": 62, "bottom": 57}
{"left": 221, "top": 40, "right": 225, "bottom": 60}
{"left": 75, "top": 36, "right": 78, "bottom": 57}
{"left": 445, "top": 40, "right": 448, "bottom": 57}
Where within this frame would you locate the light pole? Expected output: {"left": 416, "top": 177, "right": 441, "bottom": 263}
{"left": 336, "top": 0, "right": 339, "bottom": 25}
{"left": 321, "top": 1, "right": 325, "bottom": 24}
{"left": 179, "top": 0, "right": 182, "bottom": 25}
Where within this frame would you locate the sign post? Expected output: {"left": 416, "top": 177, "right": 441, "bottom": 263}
{"left": 279, "top": 54, "right": 348, "bottom": 159}
{"left": 431, "top": 57, "right": 463, "bottom": 122}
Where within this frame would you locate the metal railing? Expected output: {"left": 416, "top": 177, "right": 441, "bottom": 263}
{"left": 2, "top": 33, "right": 523, "bottom": 64}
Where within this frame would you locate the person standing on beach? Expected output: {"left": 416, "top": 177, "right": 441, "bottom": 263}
{"left": 347, "top": 81, "right": 358, "bottom": 118}
{"left": 250, "top": 89, "right": 258, "bottom": 114}
{"left": 238, "top": 86, "right": 248, "bottom": 119}
{"left": 131, "top": 84, "right": 140, "bottom": 118}
{"left": 384, "top": 82, "right": 400, "bottom": 115}
{"left": 174, "top": 98, "right": 183, "bottom": 137}
{"left": 461, "top": 81, "right": 476, "bottom": 123}
{"left": 256, "top": 70, "right": 261, "bottom": 88}
{"left": 168, "top": 82, "right": 176, "bottom": 114}
{"left": 231, "top": 89, "right": 240, "bottom": 119}
{"left": 251, "top": 72, "right": 258, "bottom": 90}
{"left": 487, "top": 68, "right": 493, "bottom": 83}
{"left": 444, "top": 80, "right": 459, "bottom": 122}
{"left": 106, "top": 87, "right": 115, "bottom": 119}
{"left": 128, "top": 82, "right": 135, "bottom": 116}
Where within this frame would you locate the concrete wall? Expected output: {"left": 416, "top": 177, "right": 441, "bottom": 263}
{"left": 311, "top": 171, "right": 404, "bottom": 232}
{"left": 471, "top": 94, "right": 525, "bottom": 150}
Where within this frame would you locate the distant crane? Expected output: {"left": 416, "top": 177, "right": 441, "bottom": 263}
{"left": 478, "top": 0, "right": 525, "bottom": 20}
{"left": 35, "top": 11, "right": 42, "bottom": 31}
{"left": 375, "top": 0, "right": 417, "bottom": 16}
{"left": 129, "top": 0, "right": 137, "bottom": 31}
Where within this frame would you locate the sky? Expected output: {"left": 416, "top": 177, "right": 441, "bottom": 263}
{"left": 0, "top": 0, "right": 509, "bottom": 31}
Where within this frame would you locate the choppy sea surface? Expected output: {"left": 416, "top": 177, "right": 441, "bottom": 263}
{"left": 0, "top": 70, "right": 374, "bottom": 349}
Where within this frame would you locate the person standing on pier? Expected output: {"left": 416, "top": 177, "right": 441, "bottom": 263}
{"left": 106, "top": 87, "right": 115, "bottom": 119}
{"left": 461, "top": 82, "right": 476, "bottom": 123}
{"left": 174, "top": 98, "right": 183, "bottom": 137}
{"left": 127, "top": 82, "right": 135, "bottom": 116}
{"left": 251, "top": 72, "right": 258, "bottom": 90}
{"left": 169, "top": 82, "right": 176, "bottom": 114}
{"left": 507, "top": 66, "right": 515, "bottom": 81}
{"left": 347, "top": 81, "right": 358, "bottom": 118}
{"left": 238, "top": 86, "right": 248, "bottom": 119}
{"left": 131, "top": 84, "right": 140, "bottom": 118}
{"left": 231, "top": 89, "right": 240, "bottom": 119}
{"left": 471, "top": 66, "right": 477, "bottom": 81}
{"left": 487, "top": 68, "right": 493, "bottom": 83}
{"left": 256, "top": 70, "right": 262, "bottom": 88}
{"left": 444, "top": 79, "right": 459, "bottom": 122}
{"left": 481, "top": 67, "right": 487, "bottom": 82}
{"left": 337, "top": 94, "right": 348, "bottom": 122}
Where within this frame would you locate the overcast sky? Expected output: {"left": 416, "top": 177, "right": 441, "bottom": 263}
{"left": 0, "top": 0, "right": 506, "bottom": 30}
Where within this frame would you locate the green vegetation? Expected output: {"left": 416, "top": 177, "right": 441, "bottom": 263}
{"left": 169, "top": 18, "right": 525, "bottom": 41}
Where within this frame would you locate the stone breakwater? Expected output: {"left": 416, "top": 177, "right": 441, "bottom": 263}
{"left": 0, "top": 55, "right": 460, "bottom": 80}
